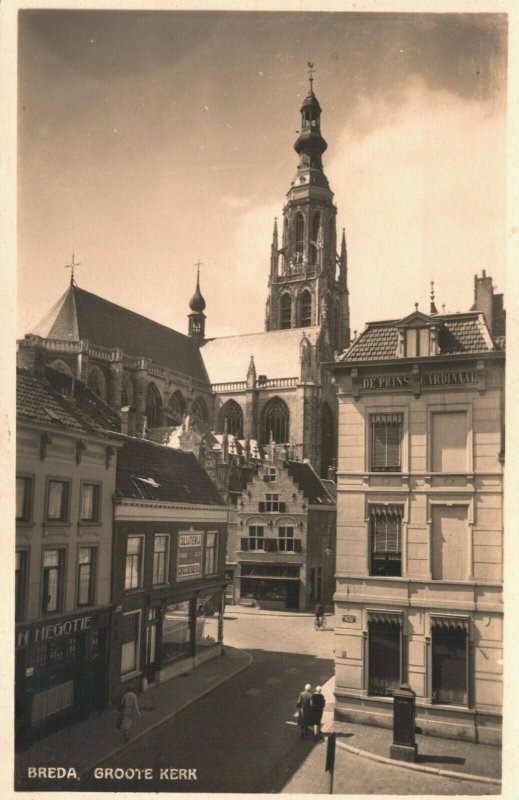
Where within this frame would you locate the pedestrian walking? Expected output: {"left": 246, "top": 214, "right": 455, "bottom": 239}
{"left": 311, "top": 685, "right": 326, "bottom": 741}
{"left": 296, "top": 683, "right": 313, "bottom": 739}
{"left": 117, "top": 688, "right": 141, "bottom": 743}
{"left": 315, "top": 603, "right": 325, "bottom": 629}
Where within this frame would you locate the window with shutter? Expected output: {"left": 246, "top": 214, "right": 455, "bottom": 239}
{"left": 370, "top": 414, "right": 403, "bottom": 472}
{"left": 369, "top": 505, "right": 403, "bottom": 576}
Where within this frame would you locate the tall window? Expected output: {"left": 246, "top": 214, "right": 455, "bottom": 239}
{"left": 368, "top": 619, "right": 402, "bottom": 696}
{"left": 16, "top": 550, "right": 27, "bottom": 620}
{"left": 146, "top": 383, "right": 162, "bottom": 428}
{"left": 280, "top": 294, "right": 292, "bottom": 329}
{"left": 405, "top": 327, "right": 430, "bottom": 357}
{"left": 77, "top": 547, "right": 96, "bottom": 607}
{"left": 153, "top": 535, "right": 169, "bottom": 585}
{"left": 431, "top": 505, "right": 469, "bottom": 581}
{"left": 431, "top": 411, "right": 468, "bottom": 472}
{"left": 432, "top": 622, "right": 468, "bottom": 706}
{"left": 191, "top": 396, "right": 208, "bottom": 423}
{"left": 125, "top": 536, "right": 144, "bottom": 590}
{"left": 16, "top": 476, "right": 32, "bottom": 522}
{"left": 371, "top": 414, "right": 403, "bottom": 472}
{"left": 121, "top": 374, "right": 133, "bottom": 408}
{"left": 121, "top": 610, "right": 141, "bottom": 675}
{"left": 221, "top": 400, "right": 243, "bottom": 438}
{"left": 166, "top": 391, "right": 186, "bottom": 425}
{"left": 370, "top": 505, "right": 403, "bottom": 577}
{"left": 42, "top": 549, "right": 64, "bottom": 614}
{"left": 262, "top": 397, "right": 289, "bottom": 444}
{"left": 80, "top": 483, "right": 100, "bottom": 522}
{"left": 88, "top": 365, "right": 107, "bottom": 400}
{"left": 46, "top": 480, "right": 70, "bottom": 522}
{"left": 294, "top": 213, "right": 304, "bottom": 256}
{"left": 205, "top": 531, "right": 218, "bottom": 575}
{"left": 248, "top": 526, "right": 265, "bottom": 551}
{"left": 300, "top": 290, "right": 312, "bottom": 327}
{"left": 278, "top": 526, "right": 295, "bottom": 552}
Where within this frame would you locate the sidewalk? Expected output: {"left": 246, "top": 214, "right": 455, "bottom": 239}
{"left": 15, "top": 646, "right": 251, "bottom": 783}
{"left": 319, "top": 677, "right": 501, "bottom": 787}
{"left": 226, "top": 604, "right": 332, "bottom": 618}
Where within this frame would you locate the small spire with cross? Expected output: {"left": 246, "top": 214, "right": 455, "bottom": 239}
{"left": 430, "top": 280, "right": 438, "bottom": 315}
{"left": 64, "top": 253, "right": 81, "bottom": 286}
{"left": 307, "top": 62, "right": 315, "bottom": 92}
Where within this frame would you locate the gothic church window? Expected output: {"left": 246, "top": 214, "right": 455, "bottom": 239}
{"left": 191, "top": 396, "right": 209, "bottom": 423}
{"left": 49, "top": 359, "right": 73, "bottom": 377}
{"left": 121, "top": 374, "right": 133, "bottom": 408}
{"left": 262, "top": 397, "right": 290, "bottom": 445}
{"left": 300, "top": 290, "right": 312, "bottom": 328}
{"left": 280, "top": 294, "right": 291, "bottom": 329}
{"left": 88, "top": 365, "right": 107, "bottom": 401}
{"left": 166, "top": 390, "right": 186, "bottom": 426}
{"left": 294, "top": 213, "right": 304, "bottom": 257}
{"left": 145, "top": 383, "right": 162, "bottom": 428}
{"left": 220, "top": 400, "right": 243, "bottom": 438}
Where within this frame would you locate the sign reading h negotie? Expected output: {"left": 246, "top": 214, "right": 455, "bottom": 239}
{"left": 362, "top": 370, "right": 477, "bottom": 390}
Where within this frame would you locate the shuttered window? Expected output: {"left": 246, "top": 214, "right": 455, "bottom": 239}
{"left": 370, "top": 505, "right": 403, "bottom": 577}
{"left": 371, "top": 414, "right": 402, "bottom": 472}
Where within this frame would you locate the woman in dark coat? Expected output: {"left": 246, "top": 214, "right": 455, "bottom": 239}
{"left": 311, "top": 686, "right": 326, "bottom": 740}
{"left": 296, "top": 683, "right": 313, "bottom": 739}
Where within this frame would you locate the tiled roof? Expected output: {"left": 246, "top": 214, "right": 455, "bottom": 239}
{"left": 201, "top": 327, "right": 320, "bottom": 384}
{"left": 342, "top": 312, "right": 500, "bottom": 363}
{"left": 321, "top": 479, "right": 337, "bottom": 503}
{"left": 30, "top": 285, "right": 209, "bottom": 384}
{"left": 17, "top": 367, "right": 120, "bottom": 437}
{"left": 116, "top": 437, "right": 224, "bottom": 505}
{"left": 286, "top": 461, "right": 335, "bottom": 505}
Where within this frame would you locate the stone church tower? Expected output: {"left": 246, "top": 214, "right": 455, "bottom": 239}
{"left": 265, "top": 71, "right": 350, "bottom": 354}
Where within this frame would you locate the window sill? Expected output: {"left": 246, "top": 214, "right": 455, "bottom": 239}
{"left": 121, "top": 670, "right": 142, "bottom": 683}
{"left": 78, "top": 524, "right": 101, "bottom": 537}
{"left": 124, "top": 587, "right": 145, "bottom": 594}
{"left": 426, "top": 702, "right": 473, "bottom": 713}
{"left": 43, "top": 523, "right": 72, "bottom": 537}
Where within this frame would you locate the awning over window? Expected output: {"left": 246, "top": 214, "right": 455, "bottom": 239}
{"left": 368, "top": 611, "right": 403, "bottom": 626}
{"left": 431, "top": 617, "right": 469, "bottom": 632}
{"left": 370, "top": 504, "right": 403, "bottom": 518}
{"left": 370, "top": 413, "right": 403, "bottom": 426}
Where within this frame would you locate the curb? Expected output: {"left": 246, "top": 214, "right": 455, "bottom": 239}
{"left": 336, "top": 739, "right": 502, "bottom": 787}
{"left": 81, "top": 650, "right": 253, "bottom": 777}
{"left": 226, "top": 609, "right": 332, "bottom": 619}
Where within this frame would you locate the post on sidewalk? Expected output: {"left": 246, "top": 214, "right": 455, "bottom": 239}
{"left": 390, "top": 683, "right": 418, "bottom": 762}
{"left": 325, "top": 731, "right": 336, "bottom": 794}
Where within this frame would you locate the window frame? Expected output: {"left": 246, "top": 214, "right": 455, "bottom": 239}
{"left": 125, "top": 535, "right": 145, "bottom": 591}
{"left": 76, "top": 545, "right": 97, "bottom": 607}
{"left": 364, "top": 405, "right": 408, "bottom": 475}
{"left": 367, "top": 617, "right": 403, "bottom": 697}
{"left": 280, "top": 294, "right": 292, "bottom": 330}
{"left": 204, "top": 531, "right": 219, "bottom": 576}
{"left": 79, "top": 481, "right": 102, "bottom": 524}
{"left": 430, "top": 618, "right": 470, "bottom": 708}
{"left": 248, "top": 526, "right": 265, "bottom": 551}
{"left": 278, "top": 526, "right": 295, "bottom": 552}
{"left": 41, "top": 547, "right": 66, "bottom": 615}
{"left": 16, "top": 474, "right": 34, "bottom": 524}
{"left": 405, "top": 326, "right": 430, "bottom": 358}
{"left": 152, "top": 533, "right": 170, "bottom": 586}
{"left": 368, "top": 504, "right": 404, "bottom": 577}
{"left": 370, "top": 413, "right": 403, "bottom": 473}
{"left": 121, "top": 609, "right": 142, "bottom": 678}
{"left": 427, "top": 404, "right": 472, "bottom": 474}
{"left": 45, "top": 477, "right": 71, "bottom": 524}
{"left": 16, "top": 549, "right": 29, "bottom": 621}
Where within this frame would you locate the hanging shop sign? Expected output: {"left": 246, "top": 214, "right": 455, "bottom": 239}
{"left": 176, "top": 530, "right": 203, "bottom": 581}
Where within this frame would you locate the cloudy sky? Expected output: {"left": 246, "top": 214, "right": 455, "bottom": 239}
{"left": 17, "top": 10, "right": 507, "bottom": 341}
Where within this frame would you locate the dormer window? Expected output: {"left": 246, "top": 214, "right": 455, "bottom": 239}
{"left": 405, "top": 327, "right": 431, "bottom": 358}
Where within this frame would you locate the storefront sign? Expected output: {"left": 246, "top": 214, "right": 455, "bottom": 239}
{"left": 362, "top": 370, "right": 477, "bottom": 391}
{"left": 177, "top": 531, "right": 203, "bottom": 580}
{"left": 16, "top": 614, "right": 92, "bottom": 649}
{"left": 342, "top": 614, "right": 357, "bottom": 624}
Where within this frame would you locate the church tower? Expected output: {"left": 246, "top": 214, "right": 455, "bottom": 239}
{"left": 265, "top": 66, "right": 350, "bottom": 353}
{"left": 188, "top": 263, "right": 206, "bottom": 344}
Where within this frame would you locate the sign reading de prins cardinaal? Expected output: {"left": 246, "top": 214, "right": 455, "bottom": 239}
{"left": 342, "top": 365, "right": 492, "bottom": 399}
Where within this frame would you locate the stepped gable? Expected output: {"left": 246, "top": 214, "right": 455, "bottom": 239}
{"left": 286, "top": 460, "right": 334, "bottom": 505}
{"left": 201, "top": 327, "right": 320, "bottom": 384}
{"left": 30, "top": 284, "right": 209, "bottom": 383}
{"left": 116, "top": 437, "right": 224, "bottom": 505}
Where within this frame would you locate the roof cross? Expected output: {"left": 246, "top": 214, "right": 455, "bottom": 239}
{"left": 307, "top": 62, "right": 315, "bottom": 91}
{"left": 195, "top": 259, "right": 203, "bottom": 279}
{"left": 64, "top": 253, "right": 81, "bottom": 286}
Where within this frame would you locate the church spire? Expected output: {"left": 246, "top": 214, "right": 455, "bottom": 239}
{"left": 293, "top": 63, "right": 327, "bottom": 171}
{"left": 188, "top": 260, "right": 206, "bottom": 344}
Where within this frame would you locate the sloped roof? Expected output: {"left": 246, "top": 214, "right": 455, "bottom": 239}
{"left": 321, "top": 479, "right": 337, "bottom": 503}
{"left": 341, "top": 312, "right": 500, "bottom": 363}
{"left": 201, "top": 327, "right": 320, "bottom": 384}
{"left": 17, "top": 367, "right": 120, "bottom": 437}
{"left": 286, "top": 461, "right": 335, "bottom": 505}
{"left": 30, "top": 284, "right": 209, "bottom": 383}
{"left": 116, "top": 437, "right": 224, "bottom": 505}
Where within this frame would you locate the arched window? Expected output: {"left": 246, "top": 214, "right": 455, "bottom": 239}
{"left": 280, "top": 294, "right": 292, "bottom": 330}
{"left": 294, "top": 213, "right": 304, "bottom": 256}
{"left": 49, "top": 359, "right": 73, "bottom": 376}
{"left": 299, "top": 290, "right": 312, "bottom": 328}
{"left": 220, "top": 400, "right": 243, "bottom": 438}
{"left": 262, "top": 397, "right": 290, "bottom": 445}
{"left": 121, "top": 373, "right": 133, "bottom": 408}
{"left": 145, "top": 383, "right": 162, "bottom": 428}
{"left": 312, "top": 211, "right": 320, "bottom": 242}
{"left": 87, "top": 365, "right": 107, "bottom": 401}
{"left": 320, "top": 403, "right": 335, "bottom": 477}
{"left": 165, "top": 390, "right": 186, "bottom": 425}
{"left": 191, "top": 396, "right": 209, "bottom": 424}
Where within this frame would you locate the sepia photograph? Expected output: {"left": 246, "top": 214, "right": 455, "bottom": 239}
{"left": 9, "top": 2, "right": 513, "bottom": 796}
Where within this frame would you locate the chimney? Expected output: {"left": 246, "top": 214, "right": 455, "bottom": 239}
{"left": 327, "top": 463, "right": 337, "bottom": 482}
{"left": 473, "top": 270, "right": 494, "bottom": 333}
{"left": 17, "top": 338, "right": 46, "bottom": 378}
{"left": 121, "top": 406, "right": 136, "bottom": 437}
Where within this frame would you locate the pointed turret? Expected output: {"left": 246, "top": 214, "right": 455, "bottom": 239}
{"left": 270, "top": 217, "right": 279, "bottom": 281}
{"left": 188, "top": 262, "right": 206, "bottom": 344}
{"left": 246, "top": 354, "right": 257, "bottom": 389}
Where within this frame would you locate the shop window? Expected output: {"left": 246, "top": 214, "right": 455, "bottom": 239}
{"left": 248, "top": 526, "right": 265, "bottom": 551}
{"left": 125, "top": 536, "right": 144, "bottom": 591}
{"left": 163, "top": 601, "right": 191, "bottom": 663}
{"left": 42, "top": 549, "right": 64, "bottom": 614}
{"left": 46, "top": 479, "right": 70, "bottom": 522}
{"left": 405, "top": 327, "right": 430, "bottom": 357}
{"left": 432, "top": 622, "right": 468, "bottom": 706}
{"left": 16, "top": 476, "right": 32, "bottom": 522}
{"left": 369, "top": 505, "right": 403, "bottom": 577}
{"left": 278, "top": 526, "right": 295, "bottom": 552}
{"left": 196, "top": 592, "right": 219, "bottom": 649}
{"left": 80, "top": 483, "right": 100, "bottom": 522}
{"left": 280, "top": 294, "right": 292, "bottom": 329}
{"left": 259, "top": 493, "right": 286, "bottom": 512}
{"left": 431, "top": 411, "right": 468, "bottom": 472}
{"left": 153, "top": 534, "right": 170, "bottom": 585}
{"left": 431, "top": 505, "right": 469, "bottom": 581}
{"left": 370, "top": 414, "right": 402, "bottom": 472}
{"left": 368, "top": 619, "right": 402, "bottom": 696}
{"left": 77, "top": 547, "right": 96, "bottom": 607}
{"left": 15, "top": 550, "right": 27, "bottom": 621}
{"left": 121, "top": 610, "right": 141, "bottom": 675}
{"left": 205, "top": 531, "right": 218, "bottom": 575}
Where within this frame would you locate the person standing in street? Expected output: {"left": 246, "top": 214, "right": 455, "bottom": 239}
{"left": 296, "top": 683, "right": 313, "bottom": 739}
{"left": 117, "top": 688, "right": 141, "bottom": 743}
{"left": 311, "top": 685, "right": 326, "bottom": 741}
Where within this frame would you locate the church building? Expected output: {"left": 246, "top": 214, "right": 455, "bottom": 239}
{"left": 17, "top": 72, "right": 349, "bottom": 478}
